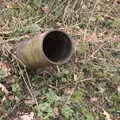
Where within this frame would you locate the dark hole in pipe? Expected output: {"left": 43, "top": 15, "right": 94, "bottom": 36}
{"left": 43, "top": 30, "right": 72, "bottom": 63}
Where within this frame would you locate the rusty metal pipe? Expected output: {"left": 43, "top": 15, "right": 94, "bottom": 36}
{"left": 16, "top": 30, "right": 73, "bottom": 69}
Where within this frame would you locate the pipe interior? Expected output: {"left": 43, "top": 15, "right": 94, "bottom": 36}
{"left": 43, "top": 30, "right": 72, "bottom": 62}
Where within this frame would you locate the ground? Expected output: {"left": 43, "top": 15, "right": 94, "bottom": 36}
{"left": 0, "top": 0, "right": 120, "bottom": 120}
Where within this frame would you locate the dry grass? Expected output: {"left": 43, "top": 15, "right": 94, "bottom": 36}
{"left": 0, "top": 0, "right": 120, "bottom": 120}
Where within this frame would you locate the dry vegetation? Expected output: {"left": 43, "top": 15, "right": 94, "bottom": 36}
{"left": 0, "top": 0, "right": 120, "bottom": 120}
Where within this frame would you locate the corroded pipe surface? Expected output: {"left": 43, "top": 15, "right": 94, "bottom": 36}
{"left": 16, "top": 30, "right": 73, "bottom": 69}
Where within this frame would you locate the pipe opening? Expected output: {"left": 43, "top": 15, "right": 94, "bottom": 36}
{"left": 43, "top": 30, "right": 72, "bottom": 63}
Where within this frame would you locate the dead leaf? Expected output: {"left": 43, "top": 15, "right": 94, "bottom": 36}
{"left": 112, "top": 35, "right": 120, "bottom": 42}
{"left": 0, "top": 83, "right": 9, "bottom": 94}
{"left": 19, "top": 112, "right": 34, "bottom": 120}
{"left": 99, "top": 87, "right": 105, "bottom": 93}
{"left": 89, "top": 17, "right": 96, "bottom": 22}
{"left": 41, "top": 4, "right": 50, "bottom": 14}
{"left": 117, "top": 85, "right": 120, "bottom": 94}
{"left": 0, "top": 0, "right": 3, "bottom": 4}
{"left": 1, "top": 96, "right": 7, "bottom": 105}
{"left": 0, "top": 36, "right": 3, "bottom": 41}
{"left": 103, "top": 109, "right": 112, "bottom": 120}
{"left": 8, "top": 95, "right": 19, "bottom": 101}
{"left": 24, "top": 99, "right": 35, "bottom": 105}
{"left": 89, "top": 97, "right": 98, "bottom": 102}
{"left": 0, "top": 83, "right": 9, "bottom": 105}
{"left": 85, "top": 32, "right": 98, "bottom": 43}
{"left": 0, "top": 61, "right": 11, "bottom": 77}
{"left": 40, "top": 116, "right": 44, "bottom": 120}
{"left": 56, "top": 22, "right": 62, "bottom": 27}
{"left": 74, "top": 74, "right": 77, "bottom": 81}
{"left": 64, "top": 87, "right": 75, "bottom": 95}
{"left": 53, "top": 107, "right": 59, "bottom": 117}
{"left": 6, "top": 75, "right": 18, "bottom": 84}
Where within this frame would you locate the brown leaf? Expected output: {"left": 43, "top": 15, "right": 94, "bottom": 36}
{"left": 103, "top": 109, "right": 112, "bottom": 120}
{"left": 99, "top": 87, "right": 105, "bottom": 93}
{"left": 117, "top": 85, "right": 120, "bottom": 94}
{"left": 84, "top": 32, "right": 98, "bottom": 43}
{"left": 89, "top": 17, "right": 96, "bottom": 22}
{"left": 64, "top": 87, "right": 75, "bottom": 95}
{"left": 41, "top": 4, "right": 50, "bottom": 14}
{"left": 74, "top": 74, "right": 77, "bottom": 81}
{"left": 24, "top": 99, "right": 35, "bottom": 105}
{"left": 0, "top": 0, "right": 3, "bottom": 4}
{"left": 53, "top": 107, "right": 59, "bottom": 117}
{"left": 89, "top": 97, "right": 98, "bottom": 102}
{"left": 1, "top": 96, "right": 7, "bottom": 105}
{"left": 8, "top": 95, "right": 20, "bottom": 101}
{"left": 112, "top": 35, "right": 120, "bottom": 42}
{"left": 40, "top": 116, "right": 44, "bottom": 120}
{"left": 6, "top": 75, "right": 18, "bottom": 84}
{"left": 0, "top": 61, "right": 11, "bottom": 77}
{"left": 0, "top": 83, "right": 9, "bottom": 94}
{"left": 19, "top": 112, "right": 34, "bottom": 120}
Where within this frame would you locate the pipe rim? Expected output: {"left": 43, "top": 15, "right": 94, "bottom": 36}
{"left": 41, "top": 29, "right": 74, "bottom": 65}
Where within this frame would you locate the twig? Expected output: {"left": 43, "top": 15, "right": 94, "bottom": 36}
{"left": 3, "top": 45, "right": 40, "bottom": 114}
{"left": 0, "top": 35, "right": 30, "bottom": 45}
{"left": 0, "top": 31, "right": 13, "bottom": 36}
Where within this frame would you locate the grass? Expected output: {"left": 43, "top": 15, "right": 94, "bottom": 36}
{"left": 0, "top": 0, "right": 120, "bottom": 120}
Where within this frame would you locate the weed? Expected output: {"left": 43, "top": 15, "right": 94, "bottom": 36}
{"left": 0, "top": 70, "right": 5, "bottom": 82}
{"left": 0, "top": 0, "right": 120, "bottom": 120}
{"left": 11, "top": 82, "right": 21, "bottom": 96}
